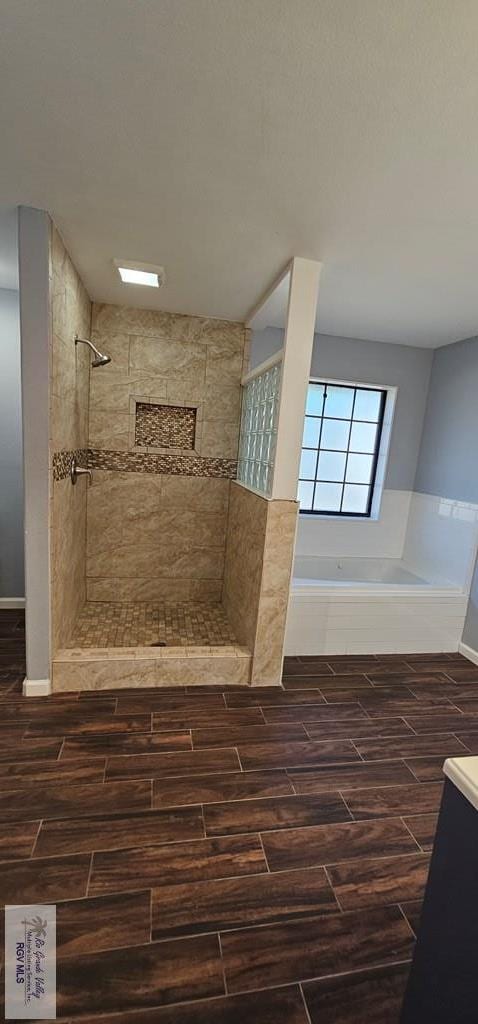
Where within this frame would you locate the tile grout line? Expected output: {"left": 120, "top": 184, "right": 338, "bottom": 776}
{"left": 257, "top": 831, "right": 271, "bottom": 872}
{"left": 338, "top": 790, "right": 357, "bottom": 821}
{"left": 399, "top": 815, "right": 423, "bottom": 852}
{"left": 450, "top": 731, "right": 474, "bottom": 752}
{"left": 29, "top": 820, "right": 43, "bottom": 858}
{"left": 85, "top": 851, "right": 95, "bottom": 897}
{"left": 397, "top": 900, "right": 419, "bottom": 939}
{"left": 234, "top": 746, "right": 245, "bottom": 772}
{"left": 299, "top": 982, "right": 314, "bottom": 1024}
{"left": 349, "top": 738, "right": 365, "bottom": 762}
{"left": 323, "top": 864, "right": 344, "bottom": 912}
{"left": 216, "top": 931, "right": 229, "bottom": 996}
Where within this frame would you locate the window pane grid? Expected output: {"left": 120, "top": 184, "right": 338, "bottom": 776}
{"left": 298, "top": 381, "right": 386, "bottom": 517}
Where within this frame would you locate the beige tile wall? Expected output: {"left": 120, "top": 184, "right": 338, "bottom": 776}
{"left": 86, "top": 304, "right": 247, "bottom": 602}
{"left": 222, "top": 483, "right": 269, "bottom": 650}
{"left": 86, "top": 471, "right": 229, "bottom": 602}
{"left": 223, "top": 482, "right": 298, "bottom": 684}
{"left": 250, "top": 498, "right": 298, "bottom": 684}
{"left": 49, "top": 225, "right": 92, "bottom": 653}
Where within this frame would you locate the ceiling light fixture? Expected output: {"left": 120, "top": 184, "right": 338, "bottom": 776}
{"left": 113, "top": 259, "right": 165, "bottom": 288}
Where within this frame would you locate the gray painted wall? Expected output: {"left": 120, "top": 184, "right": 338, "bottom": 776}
{"left": 415, "top": 335, "right": 478, "bottom": 651}
{"left": 414, "top": 335, "right": 478, "bottom": 503}
{"left": 251, "top": 327, "right": 433, "bottom": 491}
{"left": 0, "top": 287, "right": 23, "bottom": 597}
{"left": 463, "top": 567, "right": 478, "bottom": 651}
{"left": 19, "top": 207, "right": 51, "bottom": 683}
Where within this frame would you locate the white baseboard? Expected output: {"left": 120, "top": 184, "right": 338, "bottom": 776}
{"left": 459, "top": 641, "right": 478, "bottom": 667}
{"left": 0, "top": 597, "right": 25, "bottom": 608}
{"left": 23, "top": 678, "right": 51, "bottom": 696}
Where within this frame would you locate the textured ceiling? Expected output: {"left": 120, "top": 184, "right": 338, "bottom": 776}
{"left": 1, "top": 1, "right": 478, "bottom": 346}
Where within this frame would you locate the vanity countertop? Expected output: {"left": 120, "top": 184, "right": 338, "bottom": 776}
{"left": 444, "top": 756, "right": 478, "bottom": 812}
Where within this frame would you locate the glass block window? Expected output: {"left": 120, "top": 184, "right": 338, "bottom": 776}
{"left": 237, "top": 361, "right": 282, "bottom": 496}
{"left": 298, "top": 381, "right": 387, "bottom": 516}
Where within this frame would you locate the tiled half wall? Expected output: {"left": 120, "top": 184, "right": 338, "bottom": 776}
{"left": 85, "top": 304, "right": 249, "bottom": 604}
{"left": 223, "top": 482, "right": 298, "bottom": 684}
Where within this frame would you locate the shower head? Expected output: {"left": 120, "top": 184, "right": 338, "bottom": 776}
{"left": 74, "top": 335, "right": 111, "bottom": 368}
{"left": 91, "top": 352, "right": 111, "bottom": 367}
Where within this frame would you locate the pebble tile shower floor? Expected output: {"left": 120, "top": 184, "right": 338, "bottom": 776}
{"left": 71, "top": 601, "right": 237, "bottom": 648}
{"left": 2, "top": 611, "right": 478, "bottom": 1021}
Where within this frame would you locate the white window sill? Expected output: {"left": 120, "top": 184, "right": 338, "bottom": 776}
{"left": 299, "top": 512, "right": 381, "bottom": 522}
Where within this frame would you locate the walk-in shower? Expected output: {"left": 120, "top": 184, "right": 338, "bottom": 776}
{"left": 74, "top": 334, "right": 111, "bottom": 367}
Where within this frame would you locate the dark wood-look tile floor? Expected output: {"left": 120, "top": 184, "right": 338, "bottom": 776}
{"left": 1, "top": 613, "right": 477, "bottom": 1021}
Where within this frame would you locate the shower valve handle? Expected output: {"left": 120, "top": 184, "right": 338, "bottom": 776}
{"left": 70, "top": 456, "right": 92, "bottom": 486}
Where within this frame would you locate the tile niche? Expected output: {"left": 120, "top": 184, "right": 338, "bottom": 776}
{"left": 132, "top": 398, "right": 198, "bottom": 452}
{"left": 134, "top": 397, "right": 197, "bottom": 450}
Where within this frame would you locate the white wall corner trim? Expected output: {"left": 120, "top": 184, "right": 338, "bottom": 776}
{"left": 0, "top": 597, "right": 25, "bottom": 608}
{"left": 458, "top": 641, "right": 478, "bottom": 667}
{"left": 271, "top": 257, "right": 322, "bottom": 499}
{"left": 23, "top": 678, "right": 51, "bottom": 696}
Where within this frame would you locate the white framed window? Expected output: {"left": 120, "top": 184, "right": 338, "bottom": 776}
{"left": 298, "top": 380, "right": 388, "bottom": 517}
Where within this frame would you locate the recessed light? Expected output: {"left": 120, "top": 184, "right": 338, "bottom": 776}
{"left": 118, "top": 267, "right": 159, "bottom": 287}
{"left": 113, "top": 259, "right": 165, "bottom": 288}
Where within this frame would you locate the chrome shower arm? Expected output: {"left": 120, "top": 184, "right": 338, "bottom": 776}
{"left": 74, "top": 335, "right": 111, "bottom": 366}
{"left": 74, "top": 335, "right": 102, "bottom": 359}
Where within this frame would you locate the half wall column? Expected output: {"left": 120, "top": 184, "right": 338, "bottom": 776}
{"left": 223, "top": 257, "right": 322, "bottom": 685}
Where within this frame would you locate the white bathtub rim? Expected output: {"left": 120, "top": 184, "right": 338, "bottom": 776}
{"left": 291, "top": 579, "right": 464, "bottom": 598}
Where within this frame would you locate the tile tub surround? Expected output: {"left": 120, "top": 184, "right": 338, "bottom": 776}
{"left": 86, "top": 304, "right": 247, "bottom": 603}
{"left": 296, "top": 489, "right": 413, "bottom": 560}
{"left": 222, "top": 482, "right": 298, "bottom": 685}
{"left": 50, "top": 225, "right": 92, "bottom": 653}
{"left": 7, "top": 624, "right": 478, "bottom": 1019}
{"left": 402, "top": 491, "right": 478, "bottom": 591}
{"left": 286, "top": 589, "right": 469, "bottom": 656}
{"left": 287, "top": 490, "right": 478, "bottom": 658}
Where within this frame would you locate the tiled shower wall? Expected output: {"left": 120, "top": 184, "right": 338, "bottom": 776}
{"left": 49, "top": 225, "right": 92, "bottom": 653}
{"left": 86, "top": 304, "right": 248, "bottom": 603}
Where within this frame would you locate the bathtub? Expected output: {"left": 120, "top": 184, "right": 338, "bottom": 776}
{"left": 294, "top": 556, "right": 428, "bottom": 587}
{"left": 286, "top": 555, "right": 467, "bottom": 656}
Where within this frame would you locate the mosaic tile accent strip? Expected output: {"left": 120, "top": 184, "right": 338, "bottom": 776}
{"left": 135, "top": 402, "right": 197, "bottom": 450}
{"left": 52, "top": 449, "right": 89, "bottom": 481}
{"left": 71, "top": 600, "right": 237, "bottom": 648}
{"left": 88, "top": 449, "right": 237, "bottom": 479}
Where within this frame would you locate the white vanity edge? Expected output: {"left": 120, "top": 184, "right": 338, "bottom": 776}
{"left": 443, "top": 756, "right": 478, "bottom": 813}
